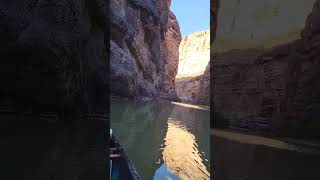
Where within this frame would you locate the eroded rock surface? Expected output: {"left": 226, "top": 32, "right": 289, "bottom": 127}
{"left": 177, "top": 30, "right": 210, "bottom": 78}
{"left": 175, "top": 30, "right": 210, "bottom": 103}
{"left": 0, "top": 0, "right": 108, "bottom": 115}
{"left": 213, "top": 0, "right": 320, "bottom": 137}
{"left": 0, "top": 0, "right": 108, "bottom": 179}
{"left": 175, "top": 63, "right": 210, "bottom": 104}
{"left": 110, "top": 0, "right": 181, "bottom": 100}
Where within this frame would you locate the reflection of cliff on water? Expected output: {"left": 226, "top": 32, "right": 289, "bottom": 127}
{"left": 111, "top": 99, "right": 210, "bottom": 179}
{"left": 158, "top": 103, "right": 210, "bottom": 179}
{"left": 111, "top": 98, "right": 174, "bottom": 179}
{"left": 163, "top": 118, "right": 210, "bottom": 179}
{"left": 212, "top": 129, "right": 320, "bottom": 180}
{"left": 169, "top": 104, "right": 210, "bottom": 156}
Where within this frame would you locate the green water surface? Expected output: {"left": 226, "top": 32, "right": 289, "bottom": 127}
{"left": 111, "top": 98, "right": 210, "bottom": 179}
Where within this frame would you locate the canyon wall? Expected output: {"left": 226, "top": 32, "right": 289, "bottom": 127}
{"left": 175, "top": 30, "right": 210, "bottom": 103}
{"left": 176, "top": 30, "right": 210, "bottom": 78}
{"left": 0, "top": 0, "right": 108, "bottom": 115}
{"left": 110, "top": 0, "right": 181, "bottom": 100}
{"left": 0, "top": 1, "right": 107, "bottom": 177}
{"left": 175, "top": 63, "right": 210, "bottom": 104}
{"left": 213, "top": 0, "right": 320, "bottom": 137}
{"left": 211, "top": 0, "right": 220, "bottom": 127}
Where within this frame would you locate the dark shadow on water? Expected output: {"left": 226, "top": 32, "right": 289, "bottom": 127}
{"left": 0, "top": 114, "right": 107, "bottom": 180}
{"left": 111, "top": 99, "right": 174, "bottom": 179}
{"left": 212, "top": 130, "right": 320, "bottom": 180}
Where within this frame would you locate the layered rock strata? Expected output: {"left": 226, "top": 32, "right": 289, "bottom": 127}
{"left": 213, "top": 0, "right": 320, "bottom": 137}
{"left": 175, "top": 63, "right": 210, "bottom": 104}
{"left": 177, "top": 30, "right": 210, "bottom": 78}
{"left": 175, "top": 30, "right": 210, "bottom": 103}
{"left": 110, "top": 0, "right": 181, "bottom": 100}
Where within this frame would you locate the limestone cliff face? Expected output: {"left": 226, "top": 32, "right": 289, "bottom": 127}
{"left": 175, "top": 30, "right": 210, "bottom": 103}
{"left": 0, "top": 0, "right": 108, "bottom": 115}
{"left": 198, "top": 63, "right": 210, "bottom": 104}
{"left": 177, "top": 30, "right": 210, "bottom": 78}
{"left": 175, "top": 63, "right": 210, "bottom": 103}
{"left": 213, "top": 0, "right": 320, "bottom": 137}
{"left": 110, "top": 0, "right": 181, "bottom": 99}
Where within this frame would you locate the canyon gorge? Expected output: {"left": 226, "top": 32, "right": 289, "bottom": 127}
{"left": 0, "top": 0, "right": 189, "bottom": 114}
{"left": 110, "top": 0, "right": 211, "bottom": 104}
{"left": 212, "top": 0, "right": 320, "bottom": 138}
{"left": 2, "top": 0, "right": 318, "bottom": 139}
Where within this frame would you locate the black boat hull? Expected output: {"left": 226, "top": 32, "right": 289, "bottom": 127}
{"left": 110, "top": 137, "right": 140, "bottom": 180}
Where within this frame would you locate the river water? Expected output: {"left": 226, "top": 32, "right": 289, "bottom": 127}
{"left": 110, "top": 98, "right": 210, "bottom": 180}
{"left": 212, "top": 129, "right": 320, "bottom": 180}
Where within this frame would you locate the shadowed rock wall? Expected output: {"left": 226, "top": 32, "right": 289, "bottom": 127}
{"left": 0, "top": 0, "right": 108, "bottom": 116}
{"left": 212, "top": 0, "right": 320, "bottom": 138}
{"left": 110, "top": 0, "right": 181, "bottom": 100}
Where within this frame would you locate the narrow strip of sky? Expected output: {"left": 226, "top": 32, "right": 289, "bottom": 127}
{"left": 171, "top": 0, "right": 210, "bottom": 36}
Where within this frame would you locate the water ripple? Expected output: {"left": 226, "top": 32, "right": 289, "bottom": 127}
{"left": 111, "top": 99, "right": 210, "bottom": 180}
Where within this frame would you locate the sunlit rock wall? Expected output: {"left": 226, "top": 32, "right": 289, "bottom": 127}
{"left": 177, "top": 30, "right": 210, "bottom": 78}
{"left": 213, "top": 0, "right": 316, "bottom": 52}
{"left": 175, "top": 30, "right": 210, "bottom": 103}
